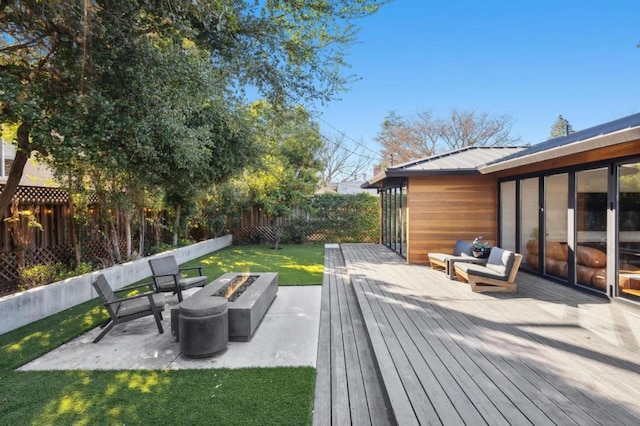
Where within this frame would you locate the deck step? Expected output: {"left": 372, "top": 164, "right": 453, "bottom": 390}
{"left": 313, "top": 245, "right": 393, "bottom": 426}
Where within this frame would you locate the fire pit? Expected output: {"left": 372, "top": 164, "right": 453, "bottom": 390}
{"left": 175, "top": 272, "right": 278, "bottom": 342}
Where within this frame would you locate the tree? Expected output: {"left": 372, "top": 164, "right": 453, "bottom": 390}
{"left": 0, "top": 0, "right": 389, "bottom": 218}
{"left": 375, "top": 110, "right": 440, "bottom": 165}
{"left": 318, "top": 132, "right": 372, "bottom": 188}
{"left": 376, "top": 109, "right": 522, "bottom": 166}
{"left": 549, "top": 115, "right": 575, "bottom": 139}
{"left": 242, "top": 101, "right": 323, "bottom": 248}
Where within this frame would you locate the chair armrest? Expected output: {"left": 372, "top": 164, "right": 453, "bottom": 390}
{"left": 104, "top": 290, "right": 158, "bottom": 305}
{"left": 151, "top": 273, "right": 181, "bottom": 281}
{"left": 115, "top": 281, "right": 156, "bottom": 294}
{"left": 178, "top": 266, "right": 204, "bottom": 276}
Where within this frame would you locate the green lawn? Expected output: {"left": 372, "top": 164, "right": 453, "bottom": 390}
{"left": 185, "top": 243, "right": 324, "bottom": 285}
{"left": 0, "top": 243, "right": 325, "bottom": 425}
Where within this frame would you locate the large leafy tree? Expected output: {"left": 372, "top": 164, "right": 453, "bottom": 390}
{"left": 241, "top": 101, "right": 323, "bottom": 247}
{"left": 376, "top": 109, "right": 522, "bottom": 166}
{"left": 0, "top": 0, "right": 389, "bottom": 218}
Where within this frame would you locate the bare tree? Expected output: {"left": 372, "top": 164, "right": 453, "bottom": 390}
{"left": 438, "top": 109, "right": 521, "bottom": 150}
{"left": 318, "top": 132, "right": 373, "bottom": 188}
{"left": 375, "top": 111, "right": 440, "bottom": 166}
{"left": 376, "top": 108, "right": 522, "bottom": 166}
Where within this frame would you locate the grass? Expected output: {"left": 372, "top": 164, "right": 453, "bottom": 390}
{"left": 184, "top": 243, "right": 324, "bottom": 285}
{"left": 0, "top": 243, "right": 325, "bottom": 425}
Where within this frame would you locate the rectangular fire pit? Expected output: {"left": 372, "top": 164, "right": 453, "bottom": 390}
{"left": 192, "top": 272, "right": 278, "bottom": 341}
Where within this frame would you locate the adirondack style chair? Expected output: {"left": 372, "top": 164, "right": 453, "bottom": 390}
{"left": 148, "top": 255, "right": 208, "bottom": 302}
{"left": 92, "top": 274, "right": 165, "bottom": 343}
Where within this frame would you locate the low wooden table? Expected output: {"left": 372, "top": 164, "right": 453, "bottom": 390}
{"left": 446, "top": 256, "right": 488, "bottom": 280}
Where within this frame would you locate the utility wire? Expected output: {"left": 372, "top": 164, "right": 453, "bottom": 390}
{"left": 318, "top": 132, "right": 380, "bottom": 164}
{"left": 316, "top": 116, "right": 382, "bottom": 159}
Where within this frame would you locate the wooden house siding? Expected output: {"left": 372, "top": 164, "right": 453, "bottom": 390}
{"left": 407, "top": 174, "right": 498, "bottom": 264}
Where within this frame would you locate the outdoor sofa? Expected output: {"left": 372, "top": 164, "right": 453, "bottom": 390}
{"left": 453, "top": 247, "right": 523, "bottom": 293}
{"left": 428, "top": 240, "right": 487, "bottom": 279}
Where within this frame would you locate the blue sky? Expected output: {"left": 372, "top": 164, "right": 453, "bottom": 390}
{"left": 317, "top": 0, "right": 640, "bottom": 167}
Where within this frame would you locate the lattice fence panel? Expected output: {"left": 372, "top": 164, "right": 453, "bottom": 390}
{"left": 0, "top": 239, "right": 138, "bottom": 287}
{"left": 0, "top": 252, "right": 18, "bottom": 285}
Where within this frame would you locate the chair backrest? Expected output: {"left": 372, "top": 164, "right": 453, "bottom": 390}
{"left": 93, "top": 274, "right": 119, "bottom": 318}
{"left": 453, "top": 240, "right": 473, "bottom": 257}
{"left": 485, "top": 247, "right": 516, "bottom": 278}
{"left": 149, "top": 256, "right": 180, "bottom": 289}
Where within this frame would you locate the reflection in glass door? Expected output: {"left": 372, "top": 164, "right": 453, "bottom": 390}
{"left": 500, "top": 181, "right": 516, "bottom": 252}
{"left": 576, "top": 168, "right": 608, "bottom": 292}
{"left": 544, "top": 174, "right": 568, "bottom": 280}
{"left": 520, "top": 178, "right": 540, "bottom": 272}
{"left": 618, "top": 163, "right": 640, "bottom": 300}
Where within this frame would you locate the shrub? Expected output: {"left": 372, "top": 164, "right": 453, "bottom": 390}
{"left": 18, "top": 262, "right": 96, "bottom": 291}
{"left": 18, "top": 263, "right": 61, "bottom": 291}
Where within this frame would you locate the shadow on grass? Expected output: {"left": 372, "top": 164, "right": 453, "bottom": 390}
{"left": 194, "top": 244, "right": 324, "bottom": 285}
{"left": 1, "top": 367, "right": 315, "bottom": 425}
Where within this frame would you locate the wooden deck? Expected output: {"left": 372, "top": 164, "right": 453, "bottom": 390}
{"left": 314, "top": 243, "right": 640, "bottom": 425}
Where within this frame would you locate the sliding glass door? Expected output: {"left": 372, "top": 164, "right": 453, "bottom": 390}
{"left": 576, "top": 168, "right": 608, "bottom": 292}
{"left": 544, "top": 174, "right": 569, "bottom": 280}
{"left": 380, "top": 181, "right": 407, "bottom": 257}
{"left": 520, "top": 178, "right": 539, "bottom": 272}
{"left": 618, "top": 163, "right": 640, "bottom": 300}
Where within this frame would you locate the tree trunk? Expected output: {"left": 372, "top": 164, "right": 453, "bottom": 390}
{"left": 139, "top": 207, "right": 145, "bottom": 255}
{"left": 0, "top": 123, "right": 31, "bottom": 220}
{"left": 173, "top": 204, "right": 181, "bottom": 247}
{"left": 68, "top": 192, "right": 81, "bottom": 266}
{"left": 124, "top": 209, "right": 132, "bottom": 258}
{"left": 154, "top": 211, "right": 161, "bottom": 247}
{"left": 109, "top": 210, "right": 121, "bottom": 263}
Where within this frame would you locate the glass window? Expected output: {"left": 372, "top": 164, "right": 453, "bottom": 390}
{"left": 576, "top": 168, "right": 608, "bottom": 292}
{"left": 520, "top": 178, "right": 539, "bottom": 271}
{"left": 500, "top": 181, "right": 516, "bottom": 251}
{"left": 618, "top": 163, "right": 640, "bottom": 300}
{"left": 544, "top": 174, "right": 568, "bottom": 280}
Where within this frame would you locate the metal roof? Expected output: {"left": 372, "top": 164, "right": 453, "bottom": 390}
{"left": 390, "top": 146, "right": 527, "bottom": 173}
{"left": 362, "top": 146, "right": 526, "bottom": 188}
{"left": 480, "top": 112, "right": 640, "bottom": 173}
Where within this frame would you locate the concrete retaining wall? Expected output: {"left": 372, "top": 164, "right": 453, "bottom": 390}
{"left": 0, "top": 235, "right": 232, "bottom": 335}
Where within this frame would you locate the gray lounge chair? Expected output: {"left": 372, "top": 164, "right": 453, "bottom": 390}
{"left": 454, "top": 247, "right": 523, "bottom": 292}
{"left": 92, "top": 274, "right": 165, "bottom": 343}
{"left": 148, "top": 255, "right": 207, "bottom": 302}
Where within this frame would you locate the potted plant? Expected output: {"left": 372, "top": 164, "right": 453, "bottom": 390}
{"left": 472, "top": 236, "right": 492, "bottom": 258}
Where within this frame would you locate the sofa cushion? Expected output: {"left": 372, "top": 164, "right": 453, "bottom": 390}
{"left": 455, "top": 262, "right": 507, "bottom": 281}
{"left": 453, "top": 240, "right": 474, "bottom": 257}
{"left": 485, "top": 247, "right": 515, "bottom": 277}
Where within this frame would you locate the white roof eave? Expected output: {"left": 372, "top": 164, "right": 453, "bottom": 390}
{"left": 479, "top": 126, "right": 640, "bottom": 174}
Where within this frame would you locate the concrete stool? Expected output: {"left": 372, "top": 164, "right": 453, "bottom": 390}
{"left": 179, "top": 296, "right": 228, "bottom": 358}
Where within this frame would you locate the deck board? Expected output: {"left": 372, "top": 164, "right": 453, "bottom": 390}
{"left": 340, "top": 243, "right": 640, "bottom": 426}
{"left": 313, "top": 246, "right": 393, "bottom": 426}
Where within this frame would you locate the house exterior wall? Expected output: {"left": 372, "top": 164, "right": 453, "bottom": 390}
{"left": 407, "top": 174, "right": 498, "bottom": 264}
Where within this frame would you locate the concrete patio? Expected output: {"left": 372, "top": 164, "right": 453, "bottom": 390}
{"left": 19, "top": 285, "right": 322, "bottom": 371}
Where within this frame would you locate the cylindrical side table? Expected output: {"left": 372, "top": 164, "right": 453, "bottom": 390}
{"left": 179, "top": 296, "right": 228, "bottom": 358}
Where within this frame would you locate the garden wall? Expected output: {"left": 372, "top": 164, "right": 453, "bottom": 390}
{"left": 0, "top": 235, "right": 232, "bottom": 335}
